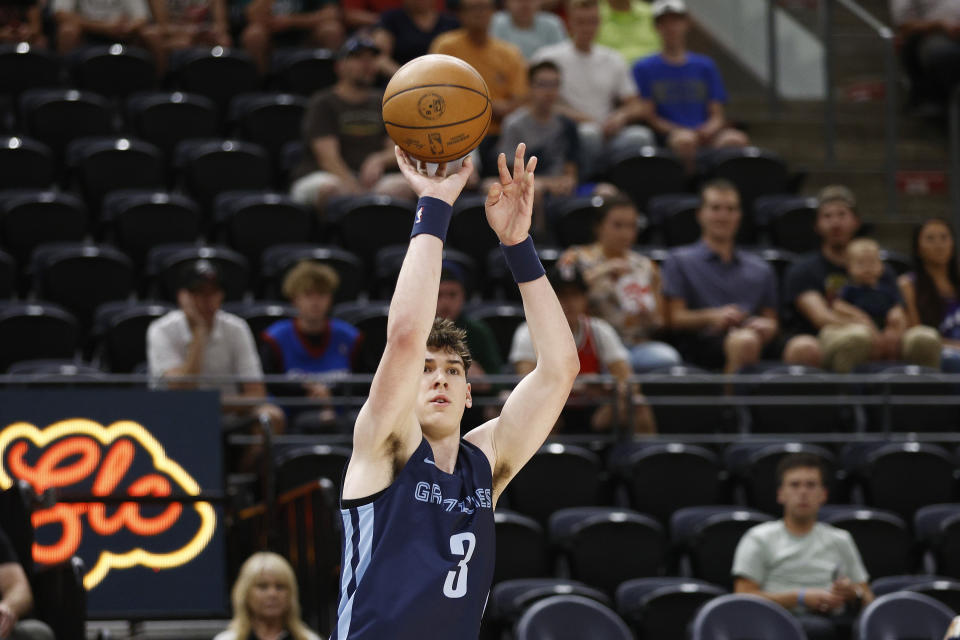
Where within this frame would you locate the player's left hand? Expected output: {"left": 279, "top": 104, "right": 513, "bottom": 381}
{"left": 485, "top": 142, "right": 537, "bottom": 246}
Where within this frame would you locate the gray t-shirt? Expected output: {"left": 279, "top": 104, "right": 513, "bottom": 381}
{"left": 498, "top": 107, "right": 579, "bottom": 177}
{"left": 490, "top": 10, "right": 567, "bottom": 61}
{"left": 52, "top": 0, "right": 148, "bottom": 20}
{"left": 732, "top": 520, "right": 869, "bottom": 612}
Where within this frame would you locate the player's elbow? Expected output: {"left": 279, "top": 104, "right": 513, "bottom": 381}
{"left": 543, "top": 345, "right": 579, "bottom": 384}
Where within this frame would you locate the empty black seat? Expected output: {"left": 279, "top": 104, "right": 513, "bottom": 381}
{"left": 605, "top": 146, "right": 687, "bottom": 212}
{"left": 66, "top": 136, "right": 165, "bottom": 211}
{"left": 147, "top": 244, "right": 250, "bottom": 301}
{"left": 0, "top": 136, "right": 55, "bottom": 190}
{"left": 229, "top": 92, "right": 306, "bottom": 161}
{"left": 19, "top": 89, "right": 115, "bottom": 156}
{"left": 92, "top": 301, "right": 174, "bottom": 373}
{"left": 871, "top": 574, "right": 957, "bottom": 596}
{"left": 275, "top": 444, "right": 352, "bottom": 493}
{"left": 754, "top": 195, "right": 819, "bottom": 253}
{"left": 125, "top": 91, "right": 220, "bottom": 158}
{"left": 549, "top": 195, "right": 604, "bottom": 247}
{"left": 170, "top": 47, "right": 260, "bottom": 111}
{"left": 447, "top": 194, "right": 500, "bottom": 269}
{"left": 691, "top": 593, "right": 805, "bottom": 640}
{"left": 504, "top": 443, "right": 602, "bottom": 524}
{"left": 331, "top": 300, "right": 389, "bottom": 374}
{"left": 740, "top": 365, "right": 853, "bottom": 434}
{"left": 489, "top": 578, "right": 610, "bottom": 633}
{"left": 855, "top": 441, "right": 957, "bottom": 521}
{"left": 462, "top": 301, "right": 525, "bottom": 363}
{"left": 374, "top": 245, "right": 476, "bottom": 299}
{"left": 671, "top": 506, "right": 773, "bottom": 589}
{"left": 856, "top": 591, "right": 955, "bottom": 640}
{"left": 869, "top": 366, "right": 960, "bottom": 431}
{"left": 0, "top": 44, "right": 60, "bottom": 98}
{"left": 648, "top": 194, "right": 700, "bottom": 247}
{"left": 221, "top": 300, "right": 295, "bottom": 348}
{"left": 214, "top": 191, "right": 314, "bottom": 267}
{"left": 515, "top": 595, "right": 633, "bottom": 640}
{"left": 493, "top": 510, "right": 550, "bottom": 584}
{"left": 0, "top": 249, "right": 13, "bottom": 298}
{"left": 70, "top": 45, "right": 156, "bottom": 99}
{"left": 102, "top": 190, "right": 202, "bottom": 264}
{"left": 642, "top": 365, "right": 734, "bottom": 434}
{"left": 260, "top": 244, "right": 364, "bottom": 302}
{"left": 6, "top": 359, "right": 105, "bottom": 386}
{"left": 915, "top": 504, "right": 960, "bottom": 578}
{"left": 175, "top": 139, "right": 273, "bottom": 212}
{"left": 328, "top": 195, "right": 417, "bottom": 265}
{"left": 0, "top": 302, "right": 80, "bottom": 371}
{"left": 819, "top": 505, "right": 915, "bottom": 578}
{"left": 269, "top": 48, "right": 336, "bottom": 96}
{"left": 616, "top": 577, "right": 726, "bottom": 640}
{"left": 0, "top": 191, "right": 87, "bottom": 265}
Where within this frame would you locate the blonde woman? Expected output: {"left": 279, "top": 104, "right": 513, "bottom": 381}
{"left": 215, "top": 552, "right": 322, "bottom": 640}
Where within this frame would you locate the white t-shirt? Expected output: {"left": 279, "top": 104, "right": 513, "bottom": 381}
{"left": 147, "top": 309, "right": 263, "bottom": 395}
{"left": 509, "top": 315, "right": 629, "bottom": 370}
{"left": 490, "top": 10, "right": 568, "bottom": 60}
{"left": 52, "top": 0, "right": 148, "bottom": 21}
{"left": 531, "top": 40, "right": 638, "bottom": 122}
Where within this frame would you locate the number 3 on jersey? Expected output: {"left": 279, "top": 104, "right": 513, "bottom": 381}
{"left": 443, "top": 533, "right": 476, "bottom": 598}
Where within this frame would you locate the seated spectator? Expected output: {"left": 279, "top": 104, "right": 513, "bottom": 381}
{"left": 241, "top": 0, "right": 343, "bottom": 73}
{"left": 532, "top": 0, "right": 653, "bottom": 181}
{"left": 53, "top": 0, "right": 154, "bottom": 54}
{"left": 498, "top": 60, "right": 579, "bottom": 232}
{"left": 733, "top": 453, "right": 875, "bottom": 640}
{"left": 147, "top": 259, "right": 285, "bottom": 469}
{"left": 559, "top": 192, "right": 682, "bottom": 371}
{"left": 215, "top": 551, "right": 321, "bottom": 640}
{"left": 891, "top": 0, "right": 960, "bottom": 117}
{"left": 510, "top": 265, "right": 655, "bottom": 433}
{"left": 899, "top": 218, "right": 960, "bottom": 371}
{"left": 371, "top": 0, "right": 458, "bottom": 76}
{"left": 430, "top": 0, "right": 528, "bottom": 172}
{"left": 632, "top": 0, "right": 749, "bottom": 172}
{"left": 290, "top": 36, "right": 413, "bottom": 215}
{"left": 261, "top": 261, "right": 361, "bottom": 429}
{"left": 436, "top": 262, "right": 503, "bottom": 376}
{"left": 662, "top": 179, "right": 780, "bottom": 373}
{"left": 490, "top": 0, "right": 566, "bottom": 61}
{"left": 0, "top": 525, "right": 54, "bottom": 640}
{"left": 837, "top": 238, "right": 940, "bottom": 367}
{"left": 596, "top": 0, "right": 659, "bottom": 64}
{"left": 142, "top": 0, "right": 230, "bottom": 73}
{"left": 0, "top": 0, "right": 46, "bottom": 47}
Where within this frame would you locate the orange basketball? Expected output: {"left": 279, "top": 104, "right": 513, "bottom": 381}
{"left": 382, "top": 54, "right": 491, "bottom": 163}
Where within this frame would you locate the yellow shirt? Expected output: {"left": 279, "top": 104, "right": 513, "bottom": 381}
{"left": 429, "top": 30, "right": 529, "bottom": 133}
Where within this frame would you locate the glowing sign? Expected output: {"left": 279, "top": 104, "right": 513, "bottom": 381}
{"left": 0, "top": 419, "right": 216, "bottom": 590}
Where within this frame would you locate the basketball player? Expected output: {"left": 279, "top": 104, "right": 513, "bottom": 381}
{"left": 331, "top": 142, "right": 579, "bottom": 639}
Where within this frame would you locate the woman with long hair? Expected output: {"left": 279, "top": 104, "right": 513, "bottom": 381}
{"left": 215, "top": 552, "right": 322, "bottom": 640}
{"left": 898, "top": 217, "right": 959, "bottom": 371}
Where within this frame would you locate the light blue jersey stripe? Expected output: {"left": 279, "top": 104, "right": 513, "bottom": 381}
{"left": 337, "top": 510, "right": 355, "bottom": 633}
{"left": 355, "top": 504, "right": 375, "bottom": 584}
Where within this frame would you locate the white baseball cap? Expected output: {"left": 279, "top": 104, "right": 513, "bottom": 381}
{"left": 652, "top": 0, "right": 687, "bottom": 19}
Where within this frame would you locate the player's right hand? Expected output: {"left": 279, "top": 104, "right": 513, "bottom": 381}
{"left": 394, "top": 146, "right": 472, "bottom": 206}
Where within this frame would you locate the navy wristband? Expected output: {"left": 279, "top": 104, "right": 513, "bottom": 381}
{"left": 410, "top": 196, "right": 453, "bottom": 242}
{"left": 501, "top": 236, "right": 545, "bottom": 283}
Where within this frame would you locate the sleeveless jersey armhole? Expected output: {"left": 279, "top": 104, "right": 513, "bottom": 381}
{"left": 341, "top": 486, "right": 389, "bottom": 509}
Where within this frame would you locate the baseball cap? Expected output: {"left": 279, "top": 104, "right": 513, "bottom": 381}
{"left": 817, "top": 185, "right": 857, "bottom": 211}
{"left": 652, "top": 0, "right": 687, "bottom": 19}
{"left": 338, "top": 36, "right": 381, "bottom": 59}
{"left": 179, "top": 259, "right": 222, "bottom": 291}
{"left": 548, "top": 263, "right": 587, "bottom": 293}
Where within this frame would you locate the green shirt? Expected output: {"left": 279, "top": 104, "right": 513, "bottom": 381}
{"left": 457, "top": 314, "right": 504, "bottom": 375}
{"left": 596, "top": 0, "right": 661, "bottom": 65}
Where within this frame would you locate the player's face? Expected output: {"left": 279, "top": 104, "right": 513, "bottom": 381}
{"left": 436, "top": 281, "right": 466, "bottom": 321}
{"left": 816, "top": 202, "right": 859, "bottom": 250}
{"left": 294, "top": 289, "right": 333, "bottom": 324}
{"left": 917, "top": 220, "right": 954, "bottom": 268}
{"left": 697, "top": 188, "right": 741, "bottom": 244}
{"left": 597, "top": 205, "right": 638, "bottom": 255}
{"left": 247, "top": 570, "right": 291, "bottom": 621}
{"left": 568, "top": 6, "right": 599, "bottom": 48}
{"left": 417, "top": 348, "right": 472, "bottom": 435}
{"left": 777, "top": 466, "right": 827, "bottom": 521}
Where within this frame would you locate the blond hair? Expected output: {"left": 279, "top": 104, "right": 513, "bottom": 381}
{"left": 282, "top": 261, "right": 340, "bottom": 300}
{"left": 428, "top": 317, "right": 472, "bottom": 372}
{"left": 227, "top": 552, "right": 314, "bottom": 640}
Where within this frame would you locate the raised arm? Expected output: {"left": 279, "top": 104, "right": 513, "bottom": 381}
{"left": 464, "top": 144, "right": 579, "bottom": 502}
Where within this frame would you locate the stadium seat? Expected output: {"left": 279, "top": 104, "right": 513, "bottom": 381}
{"left": 0, "top": 136, "right": 55, "bottom": 190}
{"left": 549, "top": 507, "right": 667, "bottom": 593}
{"left": 222, "top": 300, "right": 295, "bottom": 347}
{"left": 70, "top": 45, "right": 156, "bottom": 99}
{"left": 7, "top": 359, "right": 105, "bottom": 386}
{"left": 374, "top": 245, "right": 476, "bottom": 299}
{"left": 754, "top": 195, "right": 819, "bottom": 253}
{"left": 739, "top": 365, "right": 854, "bottom": 434}
{"left": 880, "top": 249, "right": 911, "bottom": 276}
{"left": 125, "top": 91, "right": 220, "bottom": 158}
{"left": 92, "top": 301, "right": 173, "bottom": 373}
{"left": 0, "top": 302, "right": 80, "bottom": 371}
{"left": 30, "top": 243, "right": 135, "bottom": 327}
{"left": 19, "top": 89, "right": 115, "bottom": 156}
{"left": 549, "top": 195, "right": 604, "bottom": 247}
{"left": 0, "top": 190, "right": 87, "bottom": 265}
{"left": 447, "top": 194, "right": 500, "bottom": 270}
{"left": 856, "top": 591, "right": 955, "bottom": 640}
{"left": 269, "top": 48, "right": 336, "bottom": 96}
{"left": 229, "top": 93, "right": 306, "bottom": 161}
{"left": 671, "top": 506, "right": 773, "bottom": 589}
{"left": 274, "top": 444, "right": 352, "bottom": 493}
{"left": 0, "top": 44, "right": 61, "bottom": 98}
{"left": 489, "top": 578, "right": 610, "bottom": 633}
{"left": 690, "top": 593, "right": 805, "bottom": 640}
{"left": 867, "top": 366, "right": 960, "bottom": 432}
{"left": 724, "top": 441, "right": 837, "bottom": 515}
{"left": 66, "top": 136, "right": 165, "bottom": 211}
{"left": 102, "top": 190, "right": 202, "bottom": 265}
{"left": 504, "top": 443, "right": 602, "bottom": 524}
{"left": 0, "top": 249, "right": 13, "bottom": 298}
{"left": 647, "top": 194, "right": 700, "bottom": 247}
{"left": 147, "top": 244, "right": 250, "bottom": 301}
{"left": 485, "top": 246, "right": 562, "bottom": 301}
{"left": 819, "top": 505, "right": 915, "bottom": 578}
{"left": 642, "top": 365, "right": 735, "bottom": 434}
{"left": 916, "top": 504, "right": 960, "bottom": 578}
{"left": 616, "top": 577, "right": 725, "bottom": 640}
{"left": 331, "top": 300, "right": 389, "bottom": 374}
{"left": 461, "top": 301, "right": 526, "bottom": 364}
{"left": 213, "top": 191, "right": 314, "bottom": 267}
{"left": 605, "top": 146, "right": 687, "bottom": 212}
{"left": 493, "top": 510, "right": 551, "bottom": 584}
{"left": 260, "top": 244, "right": 364, "bottom": 303}
{"left": 905, "top": 579, "right": 960, "bottom": 613}
{"left": 327, "top": 195, "right": 417, "bottom": 265}
{"left": 170, "top": 47, "right": 260, "bottom": 111}
{"left": 175, "top": 139, "right": 273, "bottom": 215}
{"left": 611, "top": 441, "right": 724, "bottom": 524}
{"left": 279, "top": 139, "right": 306, "bottom": 188}
{"left": 515, "top": 594, "right": 633, "bottom": 640}
{"left": 744, "top": 247, "right": 798, "bottom": 287}
{"left": 871, "top": 574, "right": 955, "bottom": 596}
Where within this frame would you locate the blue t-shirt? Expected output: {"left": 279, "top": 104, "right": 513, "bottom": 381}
{"left": 632, "top": 52, "right": 727, "bottom": 128}
{"left": 262, "top": 317, "right": 360, "bottom": 375}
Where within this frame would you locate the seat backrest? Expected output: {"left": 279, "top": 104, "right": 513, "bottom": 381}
{"left": 102, "top": 190, "right": 202, "bottom": 260}
{"left": 605, "top": 147, "right": 686, "bottom": 213}
{"left": 66, "top": 136, "right": 166, "bottom": 210}
{"left": 863, "top": 442, "right": 958, "bottom": 521}
{"left": 648, "top": 194, "right": 701, "bottom": 247}
{"left": 549, "top": 196, "right": 604, "bottom": 247}
{"left": 493, "top": 510, "right": 550, "bottom": 583}
{"left": 229, "top": 93, "right": 307, "bottom": 158}
{"left": 505, "top": 444, "right": 601, "bottom": 523}
{"left": 214, "top": 191, "right": 314, "bottom": 266}
{"left": 19, "top": 89, "right": 115, "bottom": 155}
{"left": 72, "top": 45, "right": 156, "bottom": 98}
{"left": 515, "top": 594, "right": 633, "bottom": 640}
{"left": 0, "top": 44, "right": 61, "bottom": 96}
{"left": 126, "top": 91, "right": 220, "bottom": 157}
{"left": 0, "top": 302, "right": 80, "bottom": 371}
{"left": 0, "top": 249, "right": 14, "bottom": 298}
{"left": 275, "top": 445, "right": 352, "bottom": 493}
{"left": 0, "top": 136, "right": 55, "bottom": 190}
{"left": 447, "top": 194, "right": 500, "bottom": 268}
{"left": 858, "top": 591, "right": 955, "bottom": 640}
{"left": 754, "top": 194, "right": 818, "bottom": 253}
{"left": 461, "top": 301, "right": 525, "bottom": 363}
{"left": 172, "top": 47, "right": 260, "bottom": 111}
{"left": 0, "top": 190, "right": 88, "bottom": 263}
{"left": 331, "top": 300, "right": 390, "bottom": 374}
{"left": 328, "top": 195, "right": 417, "bottom": 265}
{"left": 269, "top": 48, "right": 336, "bottom": 96}
{"left": 148, "top": 244, "right": 250, "bottom": 301}
{"left": 260, "top": 243, "right": 364, "bottom": 302}
{"left": 617, "top": 577, "right": 726, "bottom": 639}
{"left": 176, "top": 139, "right": 273, "bottom": 211}
{"left": 821, "top": 506, "right": 914, "bottom": 579}
{"left": 93, "top": 301, "right": 174, "bottom": 373}
{"left": 691, "top": 593, "right": 805, "bottom": 640}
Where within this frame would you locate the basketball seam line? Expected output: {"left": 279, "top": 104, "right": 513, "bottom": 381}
{"left": 383, "top": 106, "right": 491, "bottom": 130}
{"left": 382, "top": 83, "right": 492, "bottom": 106}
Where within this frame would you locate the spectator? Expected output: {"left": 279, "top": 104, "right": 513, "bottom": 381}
{"left": 147, "top": 259, "right": 285, "bottom": 468}
{"left": 0, "top": 0, "right": 46, "bottom": 47}
{"left": 436, "top": 261, "right": 504, "bottom": 376}
{"left": 214, "top": 551, "right": 321, "bottom": 640}
{"left": 560, "top": 192, "right": 682, "bottom": 371}
{"left": 241, "top": 0, "right": 343, "bottom": 73}
{"left": 143, "top": 0, "right": 231, "bottom": 61}
{"left": 371, "top": 0, "right": 457, "bottom": 76}
{"left": 947, "top": 617, "right": 960, "bottom": 639}
{"left": 290, "top": 35, "right": 413, "bottom": 215}
{"left": 498, "top": 60, "right": 579, "bottom": 232}
{"left": 510, "top": 264, "right": 655, "bottom": 433}
{"left": 596, "top": 0, "right": 659, "bottom": 64}
{"left": 429, "top": 0, "right": 528, "bottom": 170}
{"left": 836, "top": 238, "right": 940, "bottom": 367}
{"left": 490, "top": 0, "right": 566, "bottom": 61}
{"left": 342, "top": 0, "right": 439, "bottom": 31}
{"left": 632, "top": 0, "right": 748, "bottom": 172}
{"left": 661, "top": 179, "right": 780, "bottom": 373}
{"left": 53, "top": 0, "right": 154, "bottom": 54}
{"left": 733, "top": 453, "right": 875, "bottom": 640}
{"left": 891, "top": 0, "right": 960, "bottom": 117}
{"left": 531, "top": 0, "right": 653, "bottom": 181}
{"left": 899, "top": 218, "right": 960, "bottom": 371}
{"left": 0, "top": 525, "right": 53, "bottom": 640}
{"left": 260, "top": 261, "right": 361, "bottom": 428}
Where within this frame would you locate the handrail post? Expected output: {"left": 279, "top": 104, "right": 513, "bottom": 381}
{"left": 767, "top": 0, "right": 780, "bottom": 117}
{"left": 952, "top": 85, "right": 960, "bottom": 231}
{"left": 883, "top": 31, "right": 899, "bottom": 219}
{"left": 821, "top": 0, "right": 836, "bottom": 165}
{"left": 259, "top": 411, "right": 277, "bottom": 550}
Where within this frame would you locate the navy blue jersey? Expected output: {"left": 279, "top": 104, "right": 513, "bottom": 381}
{"left": 332, "top": 437, "right": 495, "bottom": 639}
